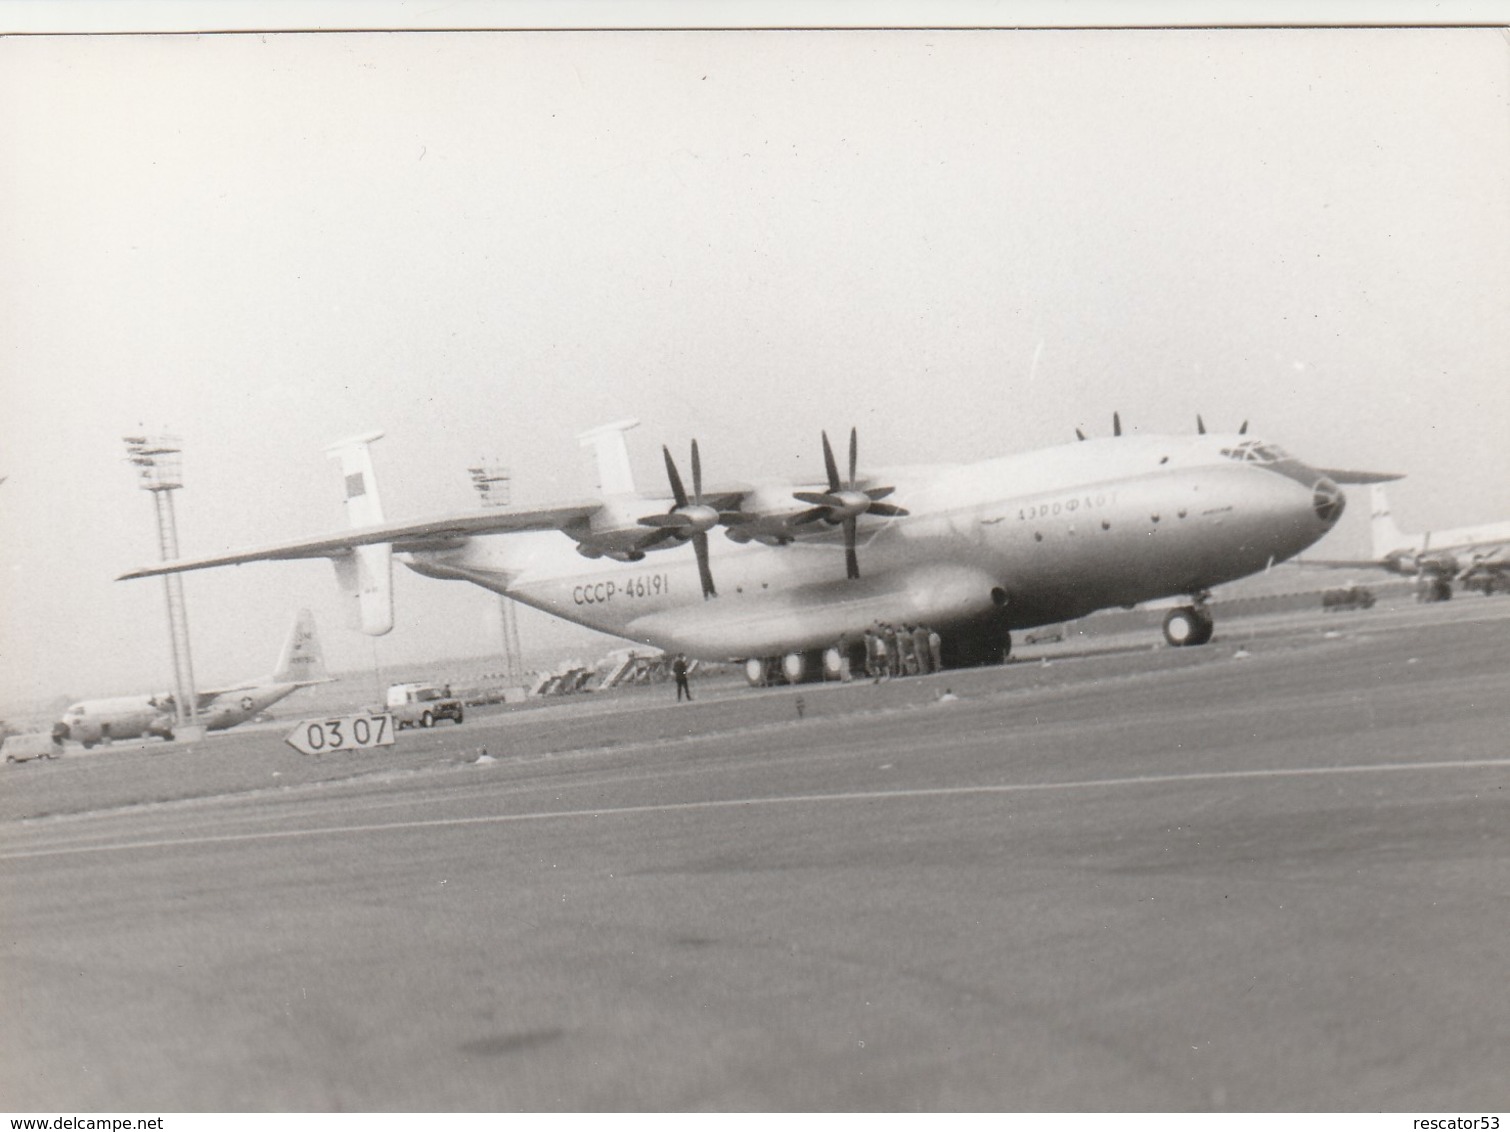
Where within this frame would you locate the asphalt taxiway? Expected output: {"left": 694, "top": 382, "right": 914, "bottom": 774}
{"left": 3, "top": 599, "right": 1507, "bottom": 1111}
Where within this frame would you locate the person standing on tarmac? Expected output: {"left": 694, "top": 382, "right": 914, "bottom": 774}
{"left": 912, "top": 624, "right": 933, "bottom": 674}
{"left": 672, "top": 653, "right": 693, "bottom": 702}
{"left": 883, "top": 624, "right": 901, "bottom": 678}
{"left": 836, "top": 630, "right": 853, "bottom": 682}
{"left": 928, "top": 627, "right": 944, "bottom": 673}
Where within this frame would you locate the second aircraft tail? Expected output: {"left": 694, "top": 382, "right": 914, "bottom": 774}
{"left": 1369, "top": 484, "right": 1413, "bottom": 558}
{"left": 271, "top": 608, "right": 330, "bottom": 685}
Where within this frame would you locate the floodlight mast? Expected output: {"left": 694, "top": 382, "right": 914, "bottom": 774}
{"left": 469, "top": 461, "right": 524, "bottom": 679}
{"left": 124, "top": 434, "right": 200, "bottom": 739}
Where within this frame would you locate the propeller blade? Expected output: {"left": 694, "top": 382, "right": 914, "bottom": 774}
{"left": 1075, "top": 428, "right": 1087, "bottom": 442}
{"left": 821, "top": 431, "right": 841, "bottom": 493}
{"left": 793, "top": 491, "right": 841, "bottom": 507}
{"left": 790, "top": 506, "right": 829, "bottom": 525}
{"left": 718, "top": 510, "right": 756, "bottom": 525}
{"left": 690, "top": 439, "right": 703, "bottom": 503}
{"left": 1197, "top": 415, "right": 1206, "bottom": 435}
{"left": 847, "top": 427, "right": 858, "bottom": 489}
{"left": 864, "top": 485, "right": 895, "bottom": 501}
{"left": 843, "top": 516, "right": 860, "bottom": 580}
{"left": 1239, "top": 420, "right": 1249, "bottom": 435}
{"left": 692, "top": 532, "right": 716, "bottom": 599}
{"left": 866, "top": 502, "right": 909, "bottom": 517}
{"left": 662, "top": 446, "right": 689, "bottom": 509}
{"left": 1113, "top": 411, "right": 1122, "bottom": 437}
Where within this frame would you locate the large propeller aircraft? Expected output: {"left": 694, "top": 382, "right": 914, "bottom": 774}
{"left": 120, "top": 419, "right": 1397, "bottom": 685}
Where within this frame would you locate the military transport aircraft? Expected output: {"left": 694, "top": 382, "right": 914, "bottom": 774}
{"left": 120, "top": 420, "right": 1394, "bottom": 685}
{"left": 56, "top": 609, "right": 331, "bottom": 746}
{"left": 1307, "top": 483, "right": 1510, "bottom": 601}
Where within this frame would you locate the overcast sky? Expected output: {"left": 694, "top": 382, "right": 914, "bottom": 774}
{"left": 2, "top": 26, "right": 1508, "bottom": 711}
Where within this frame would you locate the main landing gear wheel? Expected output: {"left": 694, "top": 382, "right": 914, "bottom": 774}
{"left": 744, "top": 658, "right": 770, "bottom": 687}
{"left": 1416, "top": 576, "right": 1453, "bottom": 603}
{"left": 1162, "top": 605, "right": 1214, "bottom": 647}
{"left": 782, "top": 650, "right": 823, "bottom": 684}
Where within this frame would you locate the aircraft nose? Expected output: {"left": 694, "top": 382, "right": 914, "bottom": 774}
{"left": 1312, "top": 476, "right": 1345, "bottom": 526}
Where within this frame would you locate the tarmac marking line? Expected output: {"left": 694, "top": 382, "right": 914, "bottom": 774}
{"left": 1, "top": 756, "right": 1504, "bottom": 862}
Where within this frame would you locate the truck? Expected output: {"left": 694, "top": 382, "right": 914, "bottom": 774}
{"left": 384, "top": 683, "right": 465, "bottom": 730}
{"left": 3, "top": 731, "right": 63, "bottom": 763}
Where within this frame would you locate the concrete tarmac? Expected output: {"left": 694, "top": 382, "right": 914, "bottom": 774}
{"left": 3, "top": 600, "right": 1508, "bottom": 1111}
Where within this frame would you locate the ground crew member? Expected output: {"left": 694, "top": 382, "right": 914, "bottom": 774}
{"left": 836, "top": 631, "right": 853, "bottom": 682}
{"left": 928, "top": 627, "right": 943, "bottom": 673}
{"left": 912, "top": 624, "right": 932, "bottom": 674}
{"left": 672, "top": 653, "right": 693, "bottom": 702}
{"left": 883, "top": 624, "right": 901, "bottom": 677}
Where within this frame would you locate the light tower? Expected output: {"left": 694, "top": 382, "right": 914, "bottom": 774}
{"left": 468, "top": 462, "right": 524, "bottom": 679}
{"left": 123, "top": 434, "right": 204, "bottom": 741}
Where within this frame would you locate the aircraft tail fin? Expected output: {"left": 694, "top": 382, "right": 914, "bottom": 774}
{"left": 1370, "top": 484, "right": 1412, "bottom": 559}
{"left": 272, "top": 608, "right": 330, "bottom": 685}
{"left": 325, "top": 432, "right": 394, "bottom": 635}
{"left": 326, "top": 431, "right": 387, "bottom": 526}
{"left": 577, "top": 419, "right": 640, "bottom": 495}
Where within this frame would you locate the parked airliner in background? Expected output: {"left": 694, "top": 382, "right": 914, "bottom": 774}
{"left": 56, "top": 609, "right": 331, "bottom": 747}
{"left": 1307, "top": 484, "right": 1510, "bottom": 601}
{"left": 122, "top": 419, "right": 1395, "bottom": 685}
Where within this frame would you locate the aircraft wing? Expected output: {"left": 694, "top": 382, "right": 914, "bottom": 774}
{"left": 118, "top": 501, "right": 605, "bottom": 580}
{"left": 1315, "top": 468, "right": 1404, "bottom": 485}
{"left": 1293, "top": 557, "right": 1390, "bottom": 570}
{"left": 193, "top": 677, "right": 337, "bottom": 702}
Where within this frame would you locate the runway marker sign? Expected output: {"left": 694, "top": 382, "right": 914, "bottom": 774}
{"left": 286, "top": 714, "right": 396, "bottom": 755}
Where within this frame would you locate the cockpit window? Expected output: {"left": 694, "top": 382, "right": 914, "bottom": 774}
{"left": 1219, "top": 440, "right": 1290, "bottom": 464}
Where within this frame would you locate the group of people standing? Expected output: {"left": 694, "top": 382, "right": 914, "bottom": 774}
{"left": 837, "top": 623, "right": 943, "bottom": 682}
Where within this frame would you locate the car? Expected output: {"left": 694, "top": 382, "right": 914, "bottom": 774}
{"left": 384, "top": 683, "right": 465, "bottom": 729}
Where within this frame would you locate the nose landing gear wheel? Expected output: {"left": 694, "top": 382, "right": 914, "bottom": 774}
{"left": 1163, "top": 605, "right": 1214, "bottom": 647}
